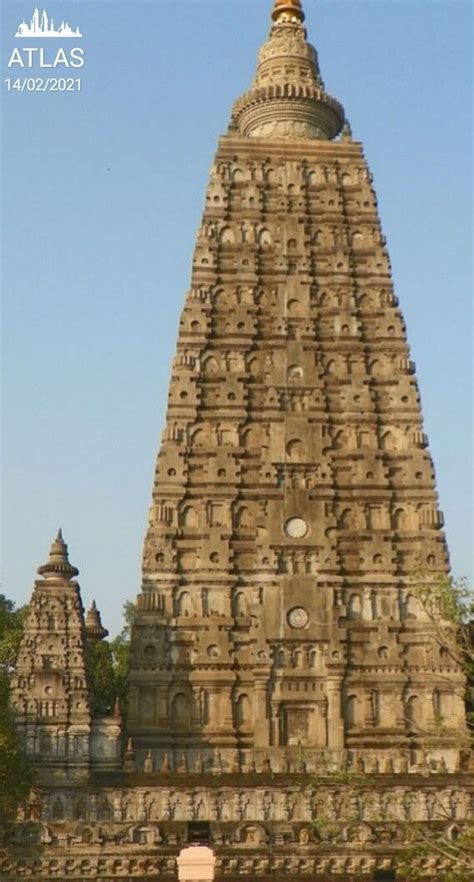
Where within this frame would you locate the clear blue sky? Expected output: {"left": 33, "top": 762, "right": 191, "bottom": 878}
{"left": 1, "top": 1, "right": 472, "bottom": 636}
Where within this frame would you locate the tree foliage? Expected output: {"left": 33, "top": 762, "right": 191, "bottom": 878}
{"left": 86, "top": 601, "right": 134, "bottom": 714}
{"left": 0, "top": 595, "right": 26, "bottom": 676}
{"left": 396, "top": 813, "right": 474, "bottom": 882}
{"left": 0, "top": 595, "right": 32, "bottom": 829}
{"left": 411, "top": 573, "right": 474, "bottom": 728}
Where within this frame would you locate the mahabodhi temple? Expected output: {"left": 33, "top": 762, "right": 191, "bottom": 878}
{"left": 4, "top": 2, "right": 472, "bottom": 880}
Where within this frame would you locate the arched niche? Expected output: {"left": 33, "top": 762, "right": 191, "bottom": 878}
{"left": 233, "top": 591, "right": 248, "bottom": 617}
{"left": 381, "top": 430, "right": 397, "bottom": 452}
{"left": 405, "top": 695, "right": 420, "bottom": 728}
{"left": 132, "top": 825, "right": 154, "bottom": 845}
{"left": 345, "top": 695, "right": 359, "bottom": 728}
{"left": 347, "top": 594, "right": 362, "bottom": 620}
{"left": 235, "top": 506, "right": 252, "bottom": 529}
{"left": 176, "top": 591, "right": 192, "bottom": 617}
{"left": 235, "top": 694, "right": 251, "bottom": 728}
{"left": 351, "top": 230, "right": 364, "bottom": 247}
{"left": 241, "top": 425, "right": 260, "bottom": 448}
{"left": 171, "top": 693, "right": 192, "bottom": 730}
{"left": 39, "top": 731, "right": 52, "bottom": 754}
{"left": 97, "top": 798, "right": 113, "bottom": 821}
{"left": 191, "top": 428, "right": 205, "bottom": 447}
{"left": 51, "top": 797, "right": 64, "bottom": 821}
{"left": 247, "top": 356, "right": 260, "bottom": 376}
{"left": 213, "top": 288, "right": 229, "bottom": 306}
{"left": 259, "top": 228, "right": 272, "bottom": 246}
{"left": 287, "top": 297, "right": 304, "bottom": 316}
{"left": 339, "top": 508, "right": 353, "bottom": 529}
{"left": 286, "top": 438, "right": 304, "bottom": 460}
{"left": 182, "top": 506, "right": 199, "bottom": 528}
{"left": 73, "top": 797, "right": 87, "bottom": 820}
{"left": 287, "top": 364, "right": 304, "bottom": 380}
{"left": 393, "top": 508, "right": 407, "bottom": 530}
{"left": 219, "top": 226, "right": 235, "bottom": 245}
{"left": 202, "top": 356, "right": 219, "bottom": 374}
{"left": 404, "top": 594, "right": 418, "bottom": 620}
{"left": 143, "top": 644, "right": 157, "bottom": 662}
{"left": 239, "top": 823, "right": 267, "bottom": 845}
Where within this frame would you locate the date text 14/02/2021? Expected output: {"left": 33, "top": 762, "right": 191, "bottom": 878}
{"left": 8, "top": 47, "right": 84, "bottom": 68}
{"left": 5, "top": 78, "right": 82, "bottom": 92}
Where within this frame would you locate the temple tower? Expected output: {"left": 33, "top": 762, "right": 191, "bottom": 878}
{"left": 11, "top": 532, "right": 122, "bottom": 782}
{"left": 127, "top": 0, "right": 466, "bottom": 769}
{"left": 11, "top": 531, "right": 93, "bottom": 779}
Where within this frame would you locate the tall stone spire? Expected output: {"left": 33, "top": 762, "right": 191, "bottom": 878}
{"left": 231, "top": 0, "right": 344, "bottom": 139}
{"left": 128, "top": 0, "right": 466, "bottom": 770}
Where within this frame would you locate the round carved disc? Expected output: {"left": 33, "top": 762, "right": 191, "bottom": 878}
{"left": 287, "top": 607, "right": 309, "bottom": 628}
{"left": 284, "top": 517, "right": 308, "bottom": 538}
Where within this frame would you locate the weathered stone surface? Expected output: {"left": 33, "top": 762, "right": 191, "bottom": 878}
{"left": 5, "top": 2, "right": 472, "bottom": 880}
{"left": 11, "top": 531, "right": 121, "bottom": 783}
{"left": 129, "top": 2, "right": 465, "bottom": 759}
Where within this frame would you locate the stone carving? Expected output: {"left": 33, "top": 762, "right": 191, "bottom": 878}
{"left": 287, "top": 606, "right": 310, "bottom": 629}
{"left": 284, "top": 517, "right": 309, "bottom": 538}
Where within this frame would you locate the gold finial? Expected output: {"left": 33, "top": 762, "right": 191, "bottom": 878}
{"left": 272, "top": 0, "right": 305, "bottom": 24}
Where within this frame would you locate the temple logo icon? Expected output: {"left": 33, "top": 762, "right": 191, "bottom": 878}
{"left": 15, "top": 8, "right": 82, "bottom": 38}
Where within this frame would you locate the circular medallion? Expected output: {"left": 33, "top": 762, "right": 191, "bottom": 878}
{"left": 287, "top": 607, "right": 309, "bottom": 629}
{"left": 284, "top": 517, "right": 308, "bottom": 539}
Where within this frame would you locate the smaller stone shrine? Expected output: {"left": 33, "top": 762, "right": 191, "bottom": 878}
{"left": 10, "top": 531, "right": 122, "bottom": 783}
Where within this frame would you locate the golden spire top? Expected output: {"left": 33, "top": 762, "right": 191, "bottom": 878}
{"left": 272, "top": 0, "right": 305, "bottom": 24}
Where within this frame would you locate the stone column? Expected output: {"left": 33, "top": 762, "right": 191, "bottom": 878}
{"left": 326, "top": 676, "right": 344, "bottom": 748}
{"left": 254, "top": 676, "right": 270, "bottom": 746}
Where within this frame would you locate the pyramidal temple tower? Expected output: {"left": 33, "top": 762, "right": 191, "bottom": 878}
{"left": 6, "top": 3, "right": 471, "bottom": 881}
{"left": 10, "top": 531, "right": 121, "bottom": 782}
{"left": 128, "top": 0, "right": 466, "bottom": 764}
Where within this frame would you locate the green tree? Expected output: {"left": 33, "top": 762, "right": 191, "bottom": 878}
{"left": 86, "top": 639, "right": 116, "bottom": 713}
{"left": 0, "top": 595, "right": 32, "bottom": 829}
{"left": 109, "top": 601, "right": 135, "bottom": 712}
{"left": 0, "top": 595, "right": 26, "bottom": 675}
{"left": 410, "top": 574, "right": 474, "bottom": 728}
{"left": 86, "top": 601, "right": 135, "bottom": 713}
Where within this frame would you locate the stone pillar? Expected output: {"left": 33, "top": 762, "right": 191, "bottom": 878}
{"left": 254, "top": 677, "right": 270, "bottom": 746}
{"left": 326, "top": 677, "right": 344, "bottom": 748}
{"left": 177, "top": 846, "right": 215, "bottom": 882}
